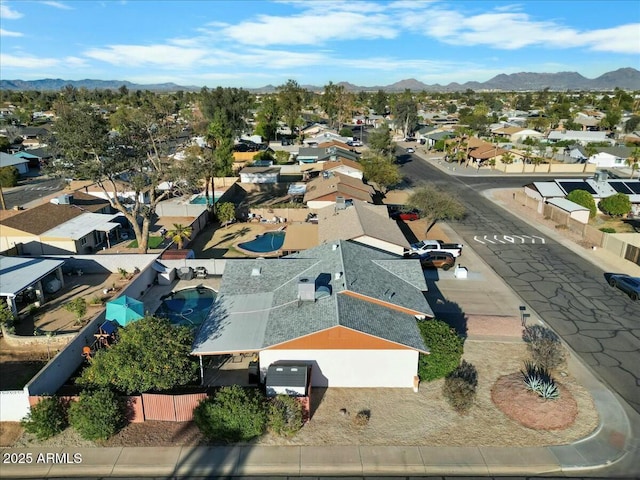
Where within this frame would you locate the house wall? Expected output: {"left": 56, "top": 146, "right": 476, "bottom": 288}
{"left": 259, "top": 349, "right": 418, "bottom": 388}
{"left": 156, "top": 201, "right": 208, "bottom": 218}
{"left": 307, "top": 200, "right": 335, "bottom": 209}
{"left": 524, "top": 186, "right": 542, "bottom": 201}
{"left": 0, "top": 390, "right": 31, "bottom": 421}
{"left": 0, "top": 226, "right": 36, "bottom": 253}
{"left": 569, "top": 209, "right": 591, "bottom": 224}
{"left": 589, "top": 153, "right": 624, "bottom": 168}
{"left": 354, "top": 235, "right": 405, "bottom": 256}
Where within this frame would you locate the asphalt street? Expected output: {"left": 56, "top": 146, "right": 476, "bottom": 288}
{"left": 0, "top": 177, "right": 66, "bottom": 210}
{"left": 397, "top": 150, "right": 640, "bottom": 415}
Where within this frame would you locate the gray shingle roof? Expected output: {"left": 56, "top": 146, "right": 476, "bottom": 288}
{"left": 192, "top": 240, "right": 433, "bottom": 355}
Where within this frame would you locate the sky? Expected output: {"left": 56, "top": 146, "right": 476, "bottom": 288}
{"left": 1, "top": 0, "right": 639, "bottom": 88}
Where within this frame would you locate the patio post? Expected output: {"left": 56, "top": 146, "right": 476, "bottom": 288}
{"left": 199, "top": 355, "right": 204, "bottom": 385}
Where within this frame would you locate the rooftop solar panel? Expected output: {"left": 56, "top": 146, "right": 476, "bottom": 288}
{"left": 626, "top": 182, "right": 640, "bottom": 194}
{"left": 557, "top": 181, "right": 596, "bottom": 195}
{"left": 609, "top": 182, "right": 633, "bottom": 194}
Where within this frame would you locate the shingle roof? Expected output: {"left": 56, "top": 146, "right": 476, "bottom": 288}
{"left": 0, "top": 192, "right": 110, "bottom": 235}
{"left": 317, "top": 200, "right": 410, "bottom": 249}
{"left": 303, "top": 172, "right": 374, "bottom": 202}
{"left": 191, "top": 240, "right": 432, "bottom": 355}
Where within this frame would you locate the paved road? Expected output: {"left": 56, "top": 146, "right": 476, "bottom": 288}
{"left": 0, "top": 177, "right": 66, "bottom": 210}
{"left": 398, "top": 150, "right": 640, "bottom": 415}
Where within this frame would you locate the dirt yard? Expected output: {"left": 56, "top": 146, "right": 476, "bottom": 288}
{"left": 188, "top": 221, "right": 280, "bottom": 258}
{"left": 6, "top": 340, "right": 598, "bottom": 449}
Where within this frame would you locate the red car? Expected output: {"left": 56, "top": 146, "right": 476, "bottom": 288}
{"left": 391, "top": 210, "right": 420, "bottom": 221}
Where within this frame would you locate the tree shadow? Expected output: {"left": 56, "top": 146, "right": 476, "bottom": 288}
{"left": 422, "top": 270, "right": 468, "bottom": 338}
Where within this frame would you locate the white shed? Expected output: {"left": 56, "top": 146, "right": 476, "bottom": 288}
{"left": 546, "top": 198, "right": 591, "bottom": 224}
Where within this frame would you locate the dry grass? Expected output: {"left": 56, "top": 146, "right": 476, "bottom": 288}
{"left": 4, "top": 341, "right": 599, "bottom": 449}
{"left": 0, "top": 422, "right": 23, "bottom": 447}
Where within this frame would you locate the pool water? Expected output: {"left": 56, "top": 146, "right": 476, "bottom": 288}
{"left": 155, "top": 287, "right": 216, "bottom": 328}
{"left": 238, "top": 231, "right": 286, "bottom": 253}
{"left": 190, "top": 195, "right": 220, "bottom": 205}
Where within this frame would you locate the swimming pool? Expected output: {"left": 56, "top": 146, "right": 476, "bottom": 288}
{"left": 238, "top": 231, "right": 286, "bottom": 253}
{"left": 155, "top": 286, "right": 216, "bottom": 328}
{"left": 190, "top": 194, "right": 220, "bottom": 205}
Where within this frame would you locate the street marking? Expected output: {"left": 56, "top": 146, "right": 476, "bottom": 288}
{"left": 472, "top": 234, "right": 547, "bottom": 245}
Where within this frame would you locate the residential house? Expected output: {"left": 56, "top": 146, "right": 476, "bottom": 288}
{"left": 81, "top": 178, "right": 152, "bottom": 205}
{"left": 422, "top": 131, "right": 455, "bottom": 149}
{"left": 573, "top": 112, "right": 602, "bottom": 131}
{"left": 281, "top": 200, "right": 409, "bottom": 255}
{"left": 0, "top": 192, "right": 123, "bottom": 255}
{"left": 239, "top": 166, "right": 280, "bottom": 184}
{"left": 587, "top": 146, "right": 633, "bottom": 169}
{"left": 493, "top": 127, "right": 543, "bottom": 144}
{"left": 303, "top": 172, "right": 374, "bottom": 209}
{"left": 297, "top": 146, "right": 359, "bottom": 165}
{"left": 0, "top": 152, "right": 30, "bottom": 175}
{"left": 191, "top": 240, "right": 433, "bottom": 388}
{"left": 302, "top": 158, "right": 364, "bottom": 180}
{"left": 304, "top": 131, "right": 353, "bottom": 147}
{"left": 18, "top": 126, "right": 49, "bottom": 149}
{"left": 547, "top": 130, "right": 614, "bottom": 145}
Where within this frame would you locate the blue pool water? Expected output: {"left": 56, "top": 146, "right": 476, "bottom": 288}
{"left": 190, "top": 195, "right": 220, "bottom": 205}
{"left": 155, "top": 287, "right": 216, "bottom": 328}
{"left": 238, "top": 231, "right": 286, "bottom": 253}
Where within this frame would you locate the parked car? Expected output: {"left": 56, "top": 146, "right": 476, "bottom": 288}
{"left": 351, "top": 140, "right": 363, "bottom": 147}
{"left": 407, "top": 239, "right": 463, "bottom": 257}
{"left": 406, "top": 147, "right": 415, "bottom": 153}
{"left": 390, "top": 209, "right": 420, "bottom": 221}
{"left": 608, "top": 274, "right": 640, "bottom": 301}
{"left": 417, "top": 252, "right": 456, "bottom": 270}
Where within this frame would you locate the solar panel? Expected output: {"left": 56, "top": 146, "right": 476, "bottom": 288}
{"left": 626, "top": 182, "right": 640, "bottom": 194}
{"left": 609, "top": 182, "right": 633, "bottom": 194}
{"left": 557, "top": 181, "right": 596, "bottom": 195}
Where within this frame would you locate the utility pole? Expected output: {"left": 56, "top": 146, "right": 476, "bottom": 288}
{"left": 0, "top": 184, "right": 6, "bottom": 210}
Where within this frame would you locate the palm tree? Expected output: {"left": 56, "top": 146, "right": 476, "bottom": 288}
{"left": 166, "top": 223, "right": 193, "bottom": 250}
{"left": 501, "top": 151, "right": 514, "bottom": 165}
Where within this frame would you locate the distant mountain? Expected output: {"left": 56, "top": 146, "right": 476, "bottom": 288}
{"left": 2, "top": 68, "right": 638, "bottom": 93}
{"left": 0, "top": 78, "right": 199, "bottom": 92}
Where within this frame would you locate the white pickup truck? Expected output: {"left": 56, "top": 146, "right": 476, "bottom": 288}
{"left": 406, "top": 239, "right": 463, "bottom": 258}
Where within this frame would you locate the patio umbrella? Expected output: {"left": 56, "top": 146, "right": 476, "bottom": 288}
{"left": 105, "top": 295, "right": 144, "bottom": 326}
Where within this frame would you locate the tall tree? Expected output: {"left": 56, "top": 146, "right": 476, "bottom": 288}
{"left": 166, "top": 223, "right": 192, "bottom": 249}
{"left": 49, "top": 100, "right": 179, "bottom": 253}
{"left": 408, "top": 184, "right": 466, "bottom": 233}
{"left": 199, "top": 86, "right": 253, "bottom": 135}
{"left": 367, "top": 122, "right": 395, "bottom": 156}
{"left": 371, "top": 89, "right": 388, "bottom": 115}
{"left": 277, "top": 80, "right": 306, "bottom": 137}
{"left": 360, "top": 152, "right": 401, "bottom": 194}
{"left": 627, "top": 147, "right": 640, "bottom": 179}
{"left": 255, "top": 96, "right": 280, "bottom": 141}
{"left": 391, "top": 90, "right": 418, "bottom": 138}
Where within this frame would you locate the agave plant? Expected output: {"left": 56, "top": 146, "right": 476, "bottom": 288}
{"left": 521, "top": 361, "right": 560, "bottom": 400}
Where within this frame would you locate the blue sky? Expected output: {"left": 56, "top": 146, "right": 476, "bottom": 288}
{"left": 1, "top": 0, "right": 639, "bottom": 88}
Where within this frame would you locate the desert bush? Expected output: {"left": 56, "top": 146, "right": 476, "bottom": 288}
{"left": 64, "top": 297, "right": 87, "bottom": 324}
{"left": 521, "top": 361, "right": 559, "bottom": 400}
{"left": 599, "top": 227, "right": 616, "bottom": 233}
{"left": 598, "top": 193, "right": 631, "bottom": 217}
{"left": 522, "top": 325, "right": 566, "bottom": 370}
{"left": 21, "top": 396, "right": 68, "bottom": 440}
{"left": 69, "top": 388, "right": 125, "bottom": 441}
{"left": 554, "top": 224, "right": 568, "bottom": 230}
{"left": 194, "top": 386, "right": 266, "bottom": 442}
{"left": 417, "top": 319, "right": 464, "bottom": 381}
{"left": 353, "top": 409, "right": 371, "bottom": 426}
{"left": 0, "top": 166, "right": 19, "bottom": 187}
{"left": 442, "top": 360, "right": 478, "bottom": 414}
{"left": 566, "top": 189, "right": 597, "bottom": 218}
{"left": 267, "top": 395, "right": 304, "bottom": 437}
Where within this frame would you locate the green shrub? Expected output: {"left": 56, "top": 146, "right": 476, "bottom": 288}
{"left": 522, "top": 325, "right": 566, "bottom": 370}
{"left": 194, "top": 386, "right": 266, "bottom": 442}
{"left": 0, "top": 166, "right": 19, "bottom": 188}
{"left": 566, "top": 189, "right": 597, "bottom": 219}
{"left": 599, "top": 227, "right": 616, "bottom": 233}
{"left": 339, "top": 127, "right": 355, "bottom": 138}
{"left": 69, "top": 389, "right": 125, "bottom": 441}
{"left": 554, "top": 224, "right": 568, "bottom": 230}
{"left": 21, "top": 396, "right": 68, "bottom": 440}
{"left": 417, "top": 319, "right": 464, "bottom": 382}
{"left": 442, "top": 360, "right": 478, "bottom": 414}
{"left": 521, "top": 361, "right": 559, "bottom": 400}
{"left": 267, "top": 395, "right": 304, "bottom": 437}
{"left": 599, "top": 193, "right": 631, "bottom": 217}
{"left": 64, "top": 297, "right": 86, "bottom": 323}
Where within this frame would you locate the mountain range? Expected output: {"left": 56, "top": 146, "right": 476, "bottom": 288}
{"left": 1, "top": 68, "right": 638, "bottom": 93}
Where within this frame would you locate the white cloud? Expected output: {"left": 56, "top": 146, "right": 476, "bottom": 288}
{"left": 0, "top": 28, "right": 22, "bottom": 37}
{"left": 1, "top": 53, "right": 60, "bottom": 68}
{"left": 0, "top": 2, "right": 23, "bottom": 19}
{"left": 219, "top": 10, "right": 397, "bottom": 46}
{"left": 40, "top": 1, "right": 73, "bottom": 10}
{"left": 83, "top": 44, "right": 208, "bottom": 68}
{"left": 580, "top": 24, "right": 640, "bottom": 54}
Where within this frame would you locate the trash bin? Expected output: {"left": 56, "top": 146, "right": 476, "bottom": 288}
{"left": 248, "top": 361, "right": 260, "bottom": 384}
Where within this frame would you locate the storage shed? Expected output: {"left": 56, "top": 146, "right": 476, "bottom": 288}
{"left": 265, "top": 363, "right": 311, "bottom": 397}
{"left": 239, "top": 167, "right": 280, "bottom": 184}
